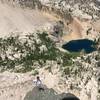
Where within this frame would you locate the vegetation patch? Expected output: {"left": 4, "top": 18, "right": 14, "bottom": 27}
{"left": 0, "top": 32, "right": 79, "bottom": 73}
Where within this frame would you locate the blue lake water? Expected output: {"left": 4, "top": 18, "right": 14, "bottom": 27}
{"left": 62, "top": 39, "right": 97, "bottom": 53}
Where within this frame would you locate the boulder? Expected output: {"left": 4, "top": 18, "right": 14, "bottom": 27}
{"left": 24, "top": 87, "right": 80, "bottom": 100}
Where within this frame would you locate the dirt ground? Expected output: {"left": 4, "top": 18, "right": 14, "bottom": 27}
{"left": 0, "top": 2, "right": 58, "bottom": 37}
{"left": 62, "top": 18, "right": 83, "bottom": 41}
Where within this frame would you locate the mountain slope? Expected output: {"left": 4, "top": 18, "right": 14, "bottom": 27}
{"left": 0, "top": 2, "right": 57, "bottom": 37}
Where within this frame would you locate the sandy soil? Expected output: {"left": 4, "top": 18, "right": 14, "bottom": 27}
{"left": 93, "top": 20, "right": 100, "bottom": 32}
{"left": 62, "top": 18, "right": 83, "bottom": 41}
{"left": 0, "top": 2, "right": 57, "bottom": 37}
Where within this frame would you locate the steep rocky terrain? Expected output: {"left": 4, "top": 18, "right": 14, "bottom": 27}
{"left": 0, "top": 0, "right": 100, "bottom": 100}
{"left": 0, "top": 1, "right": 58, "bottom": 37}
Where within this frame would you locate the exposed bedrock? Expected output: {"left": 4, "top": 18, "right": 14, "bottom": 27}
{"left": 24, "top": 87, "right": 80, "bottom": 100}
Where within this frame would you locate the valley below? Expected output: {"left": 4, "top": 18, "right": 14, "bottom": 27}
{"left": 0, "top": 0, "right": 100, "bottom": 100}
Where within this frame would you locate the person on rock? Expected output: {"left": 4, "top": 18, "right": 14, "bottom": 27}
{"left": 33, "top": 76, "right": 44, "bottom": 91}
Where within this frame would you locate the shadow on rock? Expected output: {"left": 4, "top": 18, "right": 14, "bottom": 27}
{"left": 60, "top": 93, "right": 80, "bottom": 100}
{"left": 24, "top": 86, "right": 80, "bottom": 100}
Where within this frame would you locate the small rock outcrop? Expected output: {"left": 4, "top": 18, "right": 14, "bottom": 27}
{"left": 24, "top": 87, "right": 80, "bottom": 100}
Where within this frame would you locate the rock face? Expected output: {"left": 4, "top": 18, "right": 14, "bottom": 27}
{"left": 24, "top": 87, "right": 58, "bottom": 100}
{"left": 24, "top": 87, "right": 80, "bottom": 100}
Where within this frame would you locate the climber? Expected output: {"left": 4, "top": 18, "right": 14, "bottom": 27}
{"left": 33, "top": 76, "right": 44, "bottom": 91}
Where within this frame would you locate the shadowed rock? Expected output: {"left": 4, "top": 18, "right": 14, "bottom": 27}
{"left": 61, "top": 93, "right": 80, "bottom": 100}
{"left": 24, "top": 87, "right": 80, "bottom": 100}
{"left": 24, "top": 86, "right": 58, "bottom": 100}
